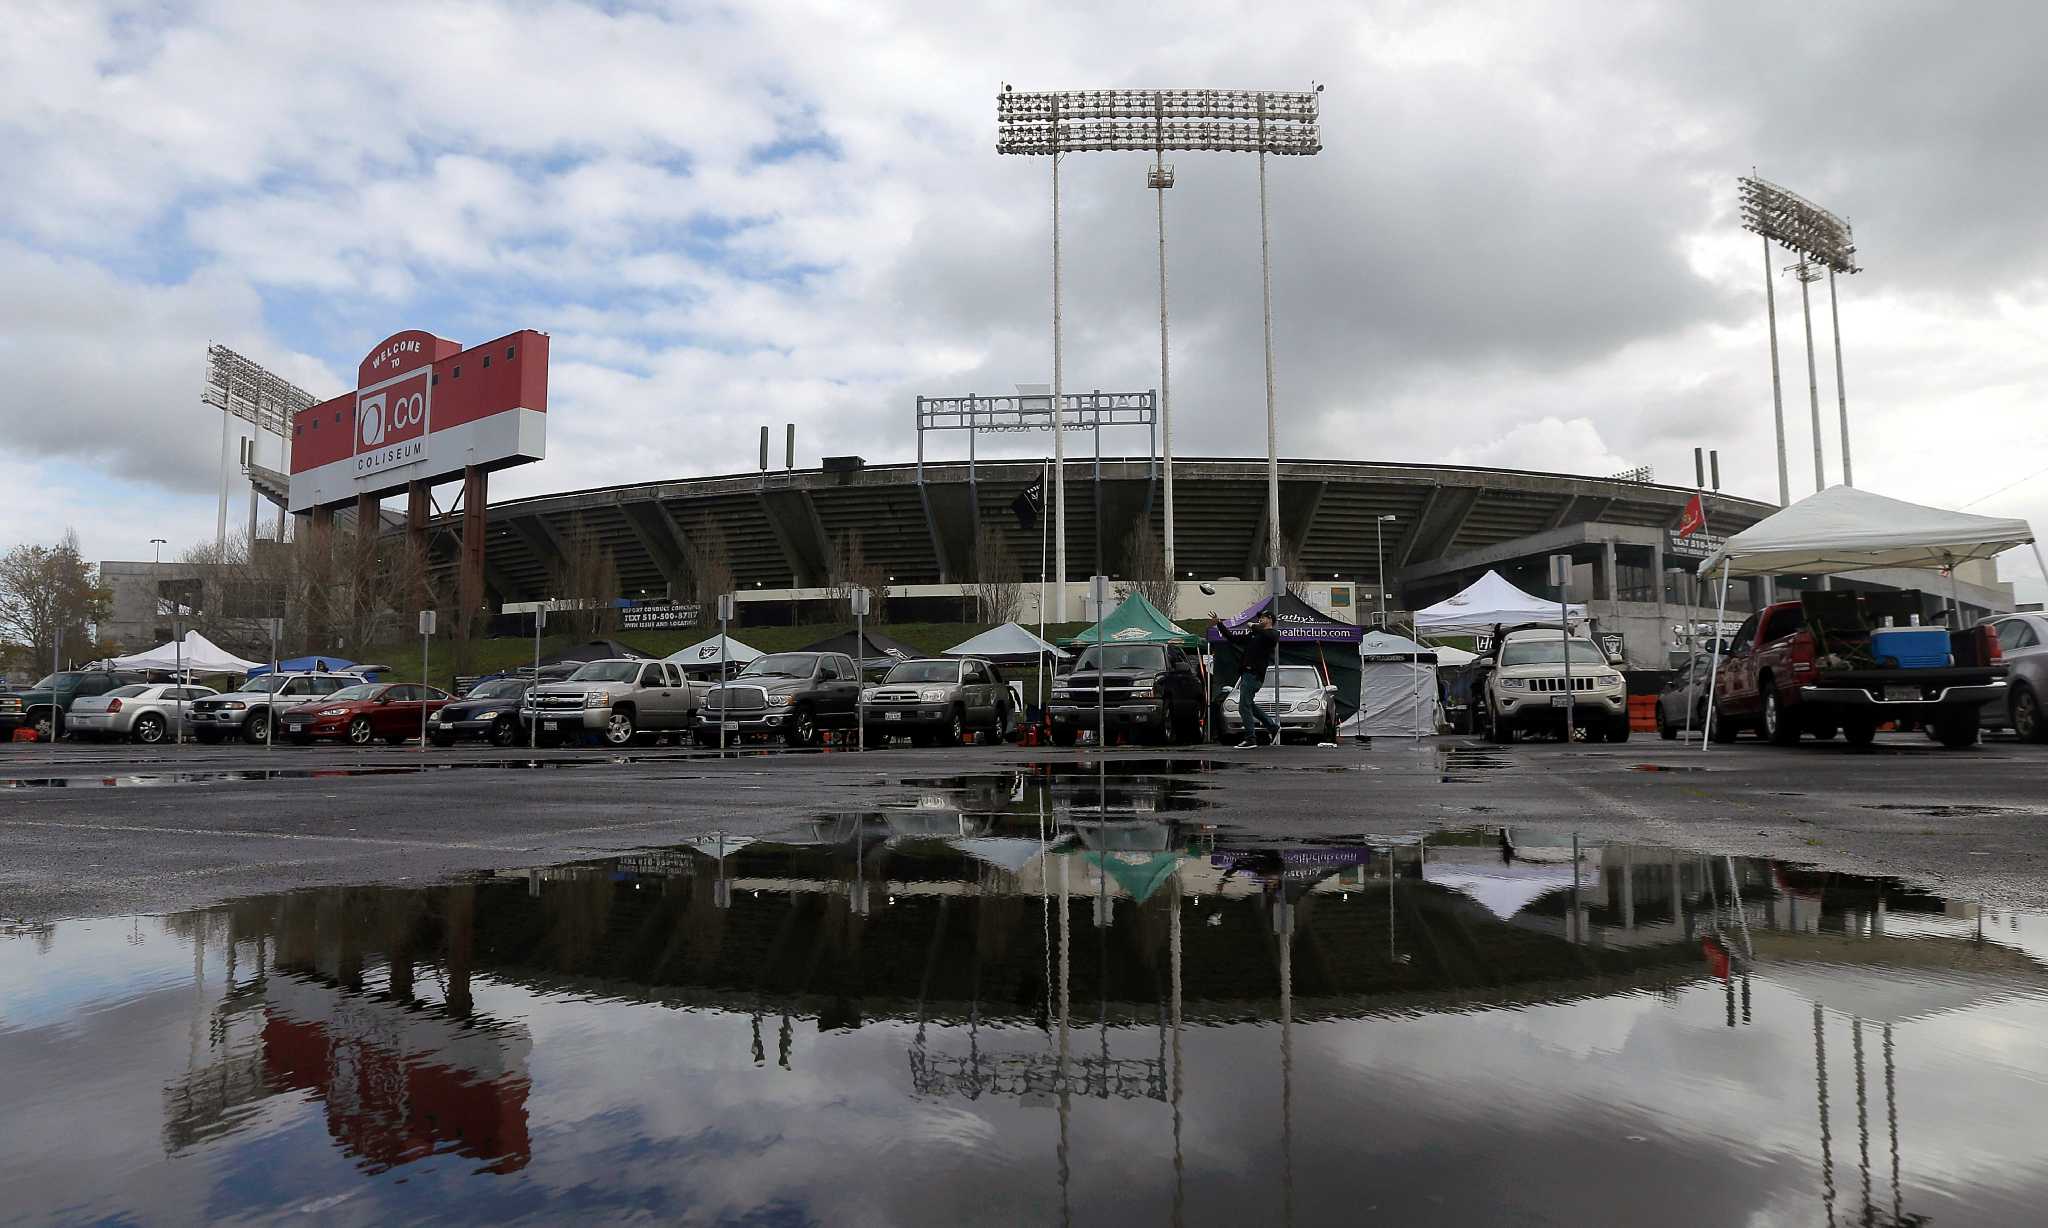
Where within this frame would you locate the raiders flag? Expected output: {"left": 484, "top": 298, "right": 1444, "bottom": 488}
{"left": 1011, "top": 476, "right": 1045, "bottom": 529}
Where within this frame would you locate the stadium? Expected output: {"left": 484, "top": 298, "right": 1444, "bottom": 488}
{"left": 413, "top": 454, "right": 1836, "bottom": 668}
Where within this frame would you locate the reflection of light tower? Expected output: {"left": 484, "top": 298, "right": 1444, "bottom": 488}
{"left": 1786, "top": 260, "right": 1827, "bottom": 493}
{"left": 999, "top": 86, "right": 1325, "bottom": 612}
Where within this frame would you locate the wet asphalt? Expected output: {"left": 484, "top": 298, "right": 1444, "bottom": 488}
{"left": 3, "top": 730, "right": 2046, "bottom": 920}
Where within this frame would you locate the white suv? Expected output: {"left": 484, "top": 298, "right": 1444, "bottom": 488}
{"left": 1482, "top": 627, "right": 1629, "bottom": 743}
{"left": 187, "top": 672, "right": 361, "bottom": 745}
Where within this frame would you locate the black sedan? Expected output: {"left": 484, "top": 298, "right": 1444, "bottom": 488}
{"left": 428, "top": 678, "right": 532, "bottom": 747}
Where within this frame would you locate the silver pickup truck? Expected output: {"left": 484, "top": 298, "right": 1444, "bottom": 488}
{"left": 522, "top": 659, "right": 703, "bottom": 747}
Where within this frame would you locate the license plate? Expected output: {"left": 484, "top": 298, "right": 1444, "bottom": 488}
{"left": 288, "top": 721, "right": 307, "bottom": 732}
{"left": 543, "top": 721, "right": 559, "bottom": 732}
{"left": 722, "top": 722, "right": 739, "bottom": 731}
{"left": 1550, "top": 694, "right": 1575, "bottom": 708}
{"left": 1883, "top": 686, "right": 1920, "bottom": 702}
{"left": 884, "top": 711, "right": 902, "bottom": 721}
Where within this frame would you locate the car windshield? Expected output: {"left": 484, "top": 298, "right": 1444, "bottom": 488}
{"left": 1271, "top": 666, "right": 1323, "bottom": 690}
{"left": 468, "top": 679, "right": 526, "bottom": 698}
{"left": 740, "top": 654, "right": 817, "bottom": 679}
{"left": 31, "top": 673, "right": 85, "bottom": 689}
{"left": 567, "top": 661, "right": 641, "bottom": 682}
{"left": 106, "top": 685, "right": 151, "bottom": 699}
{"left": 1500, "top": 638, "right": 1609, "bottom": 668}
{"left": 325, "top": 685, "right": 382, "bottom": 702}
{"left": 240, "top": 676, "right": 288, "bottom": 693}
{"left": 884, "top": 661, "right": 961, "bottom": 684}
{"left": 1073, "top": 645, "right": 1166, "bottom": 672}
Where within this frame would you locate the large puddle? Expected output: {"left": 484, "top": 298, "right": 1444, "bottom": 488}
{"left": 4, "top": 793, "right": 2045, "bottom": 1223}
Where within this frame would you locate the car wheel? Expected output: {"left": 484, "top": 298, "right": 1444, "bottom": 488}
{"left": 486, "top": 717, "right": 517, "bottom": 748}
{"left": 242, "top": 713, "right": 271, "bottom": 745}
{"left": 1933, "top": 709, "right": 1981, "bottom": 749}
{"left": 29, "top": 710, "right": 57, "bottom": 742}
{"left": 1485, "top": 701, "right": 1514, "bottom": 744}
{"left": 1709, "top": 712, "right": 1740, "bottom": 742}
{"left": 946, "top": 709, "right": 967, "bottom": 747}
{"left": 1606, "top": 716, "right": 1632, "bottom": 744}
{"left": 1656, "top": 705, "right": 1676, "bottom": 741}
{"left": 2012, "top": 684, "right": 2047, "bottom": 744}
{"left": 1762, "top": 687, "right": 1801, "bottom": 747}
{"left": 347, "top": 717, "right": 375, "bottom": 746}
{"left": 131, "top": 713, "right": 168, "bottom": 745}
{"left": 603, "top": 709, "right": 637, "bottom": 747}
{"left": 785, "top": 706, "right": 818, "bottom": 748}
{"left": 1841, "top": 717, "right": 1877, "bottom": 748}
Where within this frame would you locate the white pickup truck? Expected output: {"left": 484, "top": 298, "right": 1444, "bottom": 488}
{"left": 521, "top": 659, "right": 704, "bottom": 746}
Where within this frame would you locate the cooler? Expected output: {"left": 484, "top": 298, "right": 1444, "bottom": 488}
{"left": 1870, "top": 626, "right": 1950, "bottom": 669}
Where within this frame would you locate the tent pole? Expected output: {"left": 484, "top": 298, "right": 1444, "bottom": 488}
{"left": 1702, "top": 561, "right": 1731, "bottom": 752}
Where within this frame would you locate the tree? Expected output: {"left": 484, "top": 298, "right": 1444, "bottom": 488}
{"left": 551, "top": 519, "right": 620, "bottom": 640}
{"left": 827, "top": 530, "right": 887, "bottom": 623}
{"left": 0, "top": 531, "right": 111, "bottom": 669}
{"left": 1116, "top": 523, "right": 1177, "bottom": 617}
{"left": 1255, "top": 534, "right": 1313, "bottom": 600}
{"left": 687, "top": 523, "right": 736, "bottom": 610}
{"left": 969, "top": 521, "right": 1023, "bottom": 625}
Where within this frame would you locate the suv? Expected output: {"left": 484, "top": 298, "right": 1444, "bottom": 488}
{"left": 862, "top": 657, "right": 1016, "bottom": 746}
{"left": 523, "top": 659, "right": 702, "bottom": 747}
{"left": 188, "top": 673, "right": 359, "bottom": 744}
{"left": 1049, "top": 642, "right": 1206, "bottom": 746}
{"left": 700, "top": 651, "right": 861, "bottom": 747}
{"left": 0, "top": 669, "right": 148, "bottom": 741}
{"left": 1481, "top": 626, "right": 1629, "bottom": 743}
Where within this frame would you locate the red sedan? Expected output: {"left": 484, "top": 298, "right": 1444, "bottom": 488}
{"left": 279, "top": 683, "right": 451, "bottom": 746}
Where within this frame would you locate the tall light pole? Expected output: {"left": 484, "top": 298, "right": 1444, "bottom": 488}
{"left": 1787, "top": 260, "right": 1826, "bottom": 492}
{"left": 151, "top": 538, "right": 166, "bottom": 566}
{"left": 999, "top": 85, "right": 1324, "bottom": 612}
{"left": 1739, "top": 175, "right": 1860, "bottom": 496}
{"left": 1828, "top": 266, "right": 1854, "bottom": 486}
{"left": 1150, "top": 143, "right": 1177, "bottom": 583}
{"left": 1373, "top": 515, "right": 1396, "bottom": 625}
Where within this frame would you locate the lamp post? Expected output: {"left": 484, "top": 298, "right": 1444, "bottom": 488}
{"left": 1373, "top": 515, "right": 1396, "bottom": 626}
{"left": 999, "top": 85, "right": 1325, "bottom": 614}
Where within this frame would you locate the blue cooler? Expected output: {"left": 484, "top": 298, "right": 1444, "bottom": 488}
{"left": 1870, "top": 626, "right": 1949, "bottom": 669}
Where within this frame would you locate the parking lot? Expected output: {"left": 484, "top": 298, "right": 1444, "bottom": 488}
{"left": 5, "top": 730, "right": 2048, "bottom": 920}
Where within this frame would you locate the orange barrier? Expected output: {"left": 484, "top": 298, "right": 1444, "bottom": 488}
{"left": 10, "top": 728, "right": 39, "bottom": 743}
{"left": 1628, "top": 695, "right": 1658, "bottom": 732}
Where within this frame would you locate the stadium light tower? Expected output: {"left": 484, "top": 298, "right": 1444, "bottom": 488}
{"left": 1738, "top": 175, "right": 1861, "bottom": 498}
{"left": 999, "top": 86, "right": 1324, "bottom": 615}
{"left": 202, "top": 344, "right": 317, "bottom": 548}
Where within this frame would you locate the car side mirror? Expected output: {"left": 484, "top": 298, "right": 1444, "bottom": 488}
{"left": 1476, "top": 657, "right": 1495, "bottom": 668}
{"left": 1323, "top": 685, "right": 1338, "bottom": 696}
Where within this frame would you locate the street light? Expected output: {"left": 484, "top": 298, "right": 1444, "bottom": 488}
{"left": 998, "top": 85, "right": 1325, "bottom": 615}
{"left": 150, "top": 538, "right": 166, "bottom": 565}
{"left": 1373, "top": 515, "right": 1397, "bottom": 625}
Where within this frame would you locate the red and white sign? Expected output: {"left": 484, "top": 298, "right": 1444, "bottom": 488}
{"left": 288, "top": 328, "right": 548, "bottom": 512}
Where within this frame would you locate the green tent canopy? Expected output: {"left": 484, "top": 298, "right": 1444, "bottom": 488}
{"left": 1062, "top": 593, "right": 1205, "bottom": 648}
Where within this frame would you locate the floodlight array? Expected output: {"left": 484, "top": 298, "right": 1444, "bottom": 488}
{"left": 202, "top": 343, "right": 318, "bottom": 436}
{"left": 998, "top": 88, "right": 1321, "bottom": 155}
{"left": 1738, "top": 176, "right": 1858, "bottom": 273}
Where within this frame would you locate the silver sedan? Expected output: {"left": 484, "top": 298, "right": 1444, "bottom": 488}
{"left": 1218, "top": 665, "right": 1339, "bottom": 743}
{"left": 66, "top": 683, "right": 216, "bottom": 744}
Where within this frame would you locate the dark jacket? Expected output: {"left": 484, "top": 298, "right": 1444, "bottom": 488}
{"left": 1218, "top": 623, "right": 1280, "bottom": 677}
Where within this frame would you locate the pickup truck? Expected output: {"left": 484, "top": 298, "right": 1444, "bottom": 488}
{"left": 0, "top": 669, "right": 148, "bottom": 741}
{"left": 1053, "top": 642, "right": 1206, "bottom": 746}
{"left": 523, "top": 658, "right": 703, "bottom": 747}
{"left": 1710, "top": 594, "right": 2006, "bottom": 748}
{"left": 699, "top": 651, "right": 862, "bottom": 748}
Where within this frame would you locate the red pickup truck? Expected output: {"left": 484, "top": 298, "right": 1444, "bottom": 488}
{"left": 1710, "top": 594, "right": 2006, "bottom": 748}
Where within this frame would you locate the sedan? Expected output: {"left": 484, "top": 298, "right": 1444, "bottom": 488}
{"left": 1980, "top": 613, "right": 2048, "bottom": 742}
{"left": 280, "top": 683, "right": 451, "bottom": 746}
{"left": 1216, "top": 665, "right": 1339, "bottom": 744}
{"left": 66, "top": 684, "right": 217, "bottom": 744}
{"left": 429, "top": 677, "right": 532, "bottom": 747}
{"left": 1655, "top": 653, "right": 1714, "bottom": 740}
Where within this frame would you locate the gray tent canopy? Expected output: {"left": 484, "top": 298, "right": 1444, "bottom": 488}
{"left": 945, "top": 622, "right": 1070, "bottom": 666}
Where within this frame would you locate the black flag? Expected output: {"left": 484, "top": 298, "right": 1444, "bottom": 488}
{"left": 1011, "top": 476, "right": 1044, "bottom": 529}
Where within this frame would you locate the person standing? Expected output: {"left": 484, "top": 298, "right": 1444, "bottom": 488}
{"left": 1212, "top": 610, "right": 1282, "bottom": 747}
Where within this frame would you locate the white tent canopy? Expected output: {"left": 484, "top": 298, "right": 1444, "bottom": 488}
{"left": 110, "top": 630, "right": 262, "bottom": 676}
{"left": 663, "top": 633, "right": 761, "bottom": 669}
{"left": 1697, "top": 484, "right": 2036, "bottom": 577}
{"left": 1356, "top": 629, "right": 1436, "bottom": 660}
{"left": 944, "top": 622, "right": 1070, "bottom": 661}
{"left": 1414, "top": 569, "right": 1584, "bottom": 635}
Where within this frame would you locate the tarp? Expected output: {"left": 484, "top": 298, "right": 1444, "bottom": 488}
{"left": 1356, "top": 629, "right": 1438, "bottom": 661}
{"left": 540, "top": 639, "right": 652, "bottom": 666}
{"left": 109, "top": 631, "right": 263, "bottom": 675}
{"left": 662, "top": 634, "right": 761, "bottom": 670}
{"left": 1696, "top": 484, "right": 2036, "bottom": 577}
{"left": 1340, "top": 660, "right": 1436, "bottom": 737}
{"left": 248, "top": 654, "right": 356, "bottom": 677}
{"left": 944, "top": 622, "right": 1070, "bottom": 663}
{"left": 1429, "top": 644, "right": 1478, "bottom": 667}
{"left": 800, "top": 627, "right": 924, "bottom": 671}
{"left": 1414, "top": 570, "right": 1584, "bottom": 635}
{"left": 1205, "top": 592, "right": 1363, "bottom": 646}
{"left": 1064, "top": 593, "right": 1204, "bottom": 648}
{"left": 1423, "top": 860, "right": 1601, "bottom": 921}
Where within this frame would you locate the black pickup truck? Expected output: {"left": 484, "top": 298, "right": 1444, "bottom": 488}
{"left": 1049, "top": 642, "right": 1207, "bottom": 746}
{"left": 0, "top": 669, "right": 147, "bottom": 741}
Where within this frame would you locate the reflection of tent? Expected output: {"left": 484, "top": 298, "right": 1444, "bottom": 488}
{"left": 1085, "top": 851, "right": 1185, "bottom": 903}
{"left": 1205, "top": 592, "right": 1363, "bottom": 646}
{"left": 110, "top": 631, "right": 264, "bottom": 675}
{"left": 1415, "top": 570, "right": 1583, "bottom": 636}
{"left": 662, "top": 634, "right": 761, "bottom": 671}
{"left": 945, "top": 622, "right": 1070, "bottom": 666}
{"left": 1423, "top": 860, "right": 1602, "bottom": 920}
{"left": 801, "top": 627, "right": 924, "bottom": 672}
{"left": 951, "top": 835, "right": 1070, "bottom": 874}
{"left": 1064, "top": 593, "right": 1204, "bottom": 648}
{"left": 1340, "top": 630, "right": 1436, "bottom": 737}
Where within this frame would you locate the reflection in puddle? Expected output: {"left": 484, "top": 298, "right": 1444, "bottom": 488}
{"left": 5, "top": 817, "right": 2046, "bottom": 1224}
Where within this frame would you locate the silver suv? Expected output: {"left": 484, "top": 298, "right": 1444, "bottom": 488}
{"left": 861, "top": 657, "right": 1016, "bottom": 746}
{"left": 189, "top": 673, "right": 359, "bottom": 745}
{"left": 523, "top": 659, "right": 702, "bottom": 746}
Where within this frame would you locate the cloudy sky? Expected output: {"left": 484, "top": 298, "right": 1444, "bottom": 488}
{"left": 4, "top": 1, "right": 2046, "bottom": 592}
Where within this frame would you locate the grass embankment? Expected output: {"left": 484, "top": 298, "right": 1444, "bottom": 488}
{"left": 362, "top": 620, "right": 1142, "bottom": 692}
